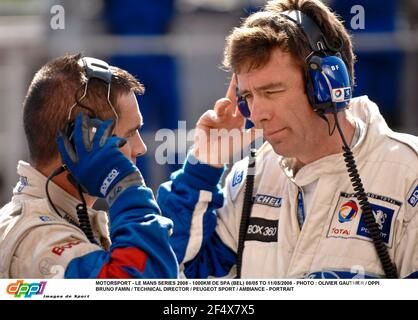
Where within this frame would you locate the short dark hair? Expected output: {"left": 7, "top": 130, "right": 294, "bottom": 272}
{"left": 223, "top": 0, "right": 355, "bottom": 85}
{"left": 23, "top": 53, "right": 145, "bottom": 168}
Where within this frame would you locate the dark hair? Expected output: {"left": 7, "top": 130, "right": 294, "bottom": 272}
{"left": 223, "top": 0, "right": 355, "bottom": 84}
{"left": 23, "top": 53, "right": 145, "bottom": 168}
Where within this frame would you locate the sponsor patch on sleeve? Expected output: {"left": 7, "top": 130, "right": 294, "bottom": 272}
{"left": 51, "top": 240, "right": 83, "bottom": 256}
{"left": 13, "top": 176, "right": 28, "bottom": 193}
{"left": 326, "top": 192, "right": 400, "bottom": 248}
{"left": 407, "top": 185, "right": 418, "bottom": 207}
{"left": 229, "top": 160, "right": 248, "bottom": 202}
{"left": 232, "top": 169, "right": 243, "bottom": 187}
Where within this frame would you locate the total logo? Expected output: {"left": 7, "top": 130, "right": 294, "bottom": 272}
{"left": 331, "top": 227, "right": 350, "bottom": 236}
{"left": 6, "top": 280, "right": 46, "bottom": 298}
{"left": 332, "top": 87, "right": 351, "bottom": 102}
{"left": 335, "top": 89, "right": 343, "bottom": 98}
{"left": 338, "top": 200, "right": 358, "bottom": 223}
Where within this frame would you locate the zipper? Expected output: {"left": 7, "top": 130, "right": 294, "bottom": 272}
{"left": 296, "top": 187, "right": 305, "bottom": 229}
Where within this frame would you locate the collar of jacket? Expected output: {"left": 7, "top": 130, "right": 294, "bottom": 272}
{"left": 12, "top": 161, "right": 104, "bottom": 227}
{"left": 275, "top": 96, "right": 390, "bottom": 187}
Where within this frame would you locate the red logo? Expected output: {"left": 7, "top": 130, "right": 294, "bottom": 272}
{"left": 52, "top": 240, "right": 82, "bottom": 256}
{"left": 331, "top": 227, "right": 350, "bottom": 236}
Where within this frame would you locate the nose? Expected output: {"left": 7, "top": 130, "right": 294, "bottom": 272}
{"left": 249, "top": 97, "right": 270, "bottom": 128}
{"left": 132, "top": 133, "right": 147, "bottom": 160}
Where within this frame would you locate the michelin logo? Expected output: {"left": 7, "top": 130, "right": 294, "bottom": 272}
{"left": 253, "top": 194, "right": 282, "bottom": 208}
{"left": 100, "top": 169, "right": 120, "bottom": 196}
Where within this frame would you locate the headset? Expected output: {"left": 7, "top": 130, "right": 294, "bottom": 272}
{"left": 65, "top": 57, "right": 118, "bottom": 148}
{"left": 235, "top": 11, "right": 398, "bottom": 278}
{"left": 46, "top": 56, "right": 117, "bottom": 246}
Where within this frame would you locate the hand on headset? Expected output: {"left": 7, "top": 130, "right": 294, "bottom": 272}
{"left": 57, "top": 113, "right": 144, "bottom": 202}
{"left": 193, "top": 76, "right": 259, "bottom": 167}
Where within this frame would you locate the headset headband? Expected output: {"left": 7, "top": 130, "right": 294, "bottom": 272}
{"left": 82, "top": 57, "right": 112, "bottom": 84}
{"left": 280, "top": 10, "right": 326, "bottom": 52}
{"left": 67, "top": 56, "right": 118, "bottom": 122}
{"left": 280, "top": 10, "right": 343, "bottom": 55}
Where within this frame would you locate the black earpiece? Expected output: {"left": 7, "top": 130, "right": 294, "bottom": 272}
{"left": 64, "top": 57, "right": 116, "bottom": 149}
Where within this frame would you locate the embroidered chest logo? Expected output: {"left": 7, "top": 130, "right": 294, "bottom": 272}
{"left": 338, "top": 200, "right": 358, "bottom": 223}
{"left": 407, "top": 185, "right": 418, "bottom": 207}
{"left": 253, "top": 194, "right": 282, "bottom": 208}
{"left": 15, "top": 176, "right": 28, "bottom": 193}
{"left": 232, "top": 169, "right": 243, "bottom": 187}
{"left": 246, "top": 217, "right": 279, "bottom": 243}
{"left": 52, "top": 240, "right": 83, "bottom": 256}
{"left": 357, "top": 204, "right": 394, "bottom": 243}
{"left": 327, "top": 192, "right": 400, "bottom": 247}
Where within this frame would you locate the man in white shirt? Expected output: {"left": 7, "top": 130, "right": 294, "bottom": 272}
{"left": 157, "top": 0, "right": 418, "bottom": 278}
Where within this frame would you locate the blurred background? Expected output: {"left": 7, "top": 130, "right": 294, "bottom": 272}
{"left": 0, "top": 0, "right": 417, "bottom": 205}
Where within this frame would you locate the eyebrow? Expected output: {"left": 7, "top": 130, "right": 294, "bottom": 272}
{"left": 240, "top": 81, "right": 286, "bottom": 96}
{"left": 125, "top": 122, "right": 143, "bottom": 136}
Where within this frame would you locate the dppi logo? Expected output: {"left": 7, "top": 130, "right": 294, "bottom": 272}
{"left": 338, "top": 200, "right": 358, "bottom": 223}
{"left": 6, "top": 280, "right": 46, "bottom": 298}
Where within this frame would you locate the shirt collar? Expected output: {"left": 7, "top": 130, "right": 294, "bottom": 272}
{"left": 278, "top": 96, "right": 388, "bottom": 186}
{"left": 13, "top": 160, "right": 101, "bottom": 226}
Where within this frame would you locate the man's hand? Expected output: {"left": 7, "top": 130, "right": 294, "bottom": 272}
{"left": 193, "top": 76, "right": 257, "bottom": 167}
{"left": 57, "top": 113, "right": 144, "bottom": 205}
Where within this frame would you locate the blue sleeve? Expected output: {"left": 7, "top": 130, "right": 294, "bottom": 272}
{"left": 64, "top": 186, "right": 179, "bottom": 278}
{"left": 183, "top": 232, "right": 236, "bottom": 278}
{"left": 405, "top": 271, "right": 418, "bottom": 278}
{"left": 157, "top": 153, "right": 237, "bottom": 278}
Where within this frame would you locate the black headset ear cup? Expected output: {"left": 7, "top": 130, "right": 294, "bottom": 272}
{"left": 64, "top": 120, "right": 76, "bottom": 149}
{"left": 64, "top": 115, "right": 104, "bottom": 152}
